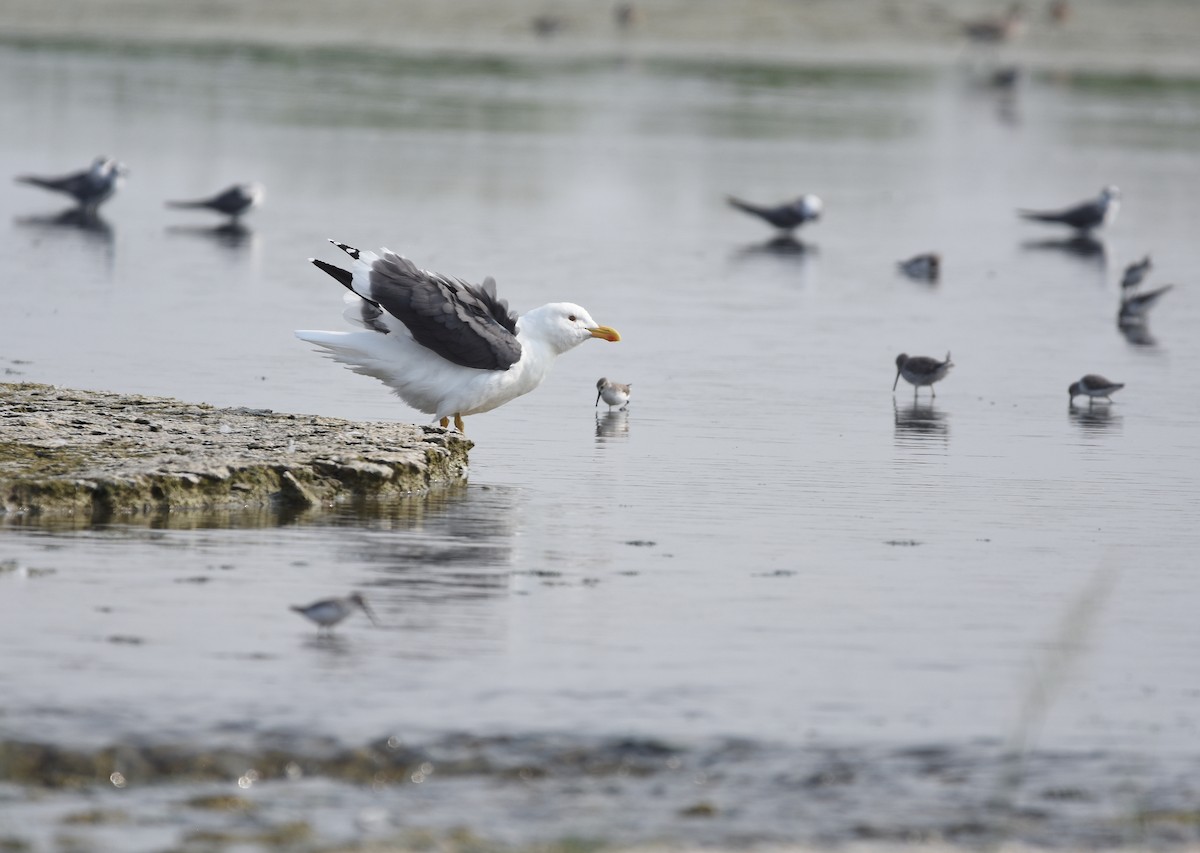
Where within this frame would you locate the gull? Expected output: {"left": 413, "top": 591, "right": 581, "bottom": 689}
{"left": 167, "top": 182, "right": 263, "bottom": 219}
{"left": 1018, "top": 186, "right": 1120, "bottom": 233}
{"left": 297, "top": 242, "right": 621, "bottom": 432}
{"left": 15, "top": 156, "right": 129, "bottom": 211}
{"left": 894, "top": 352, "right": 953, "bottom": 398}
{"left": 1119, "top": 284, "right": 1173, "bottom": 323}
{"left": 727, "top": 194, "right": 822, "bottom": 233}
{"left": 291, "top": 593, "right": 378, "bottom": 633}
{"left": 1069, "top": 375, "right": 1123, "bottom": 407}
{"left": 595, "top": 378, "right": 631, "bottom": 411}
{"left": 897, "top": 253, "right": 941, "bottom": 282}
{"left": 1120, "top": 255, "right": 1152, "bottom": 291}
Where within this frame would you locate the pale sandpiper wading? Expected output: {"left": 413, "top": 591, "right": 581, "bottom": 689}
{"left": 595, "top": 378, "right": 632, "bottom": 411}
{"left": 291, "top": 593, "right": 378, "bottom": 633}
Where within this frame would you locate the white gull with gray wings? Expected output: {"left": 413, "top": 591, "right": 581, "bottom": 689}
{"left": 296, "top": 242, "right": 620, "bottom": 431}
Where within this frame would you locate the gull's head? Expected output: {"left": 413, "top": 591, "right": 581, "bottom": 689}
{"left": 521, "top": 303, "right": 620, "bottom": 355}
{"left": 1100, "top": 185, "right": 1120, "bottom": 202}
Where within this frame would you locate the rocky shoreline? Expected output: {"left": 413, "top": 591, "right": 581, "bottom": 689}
{"left": 0, "top": 383, "right": 470, "bottom": 521}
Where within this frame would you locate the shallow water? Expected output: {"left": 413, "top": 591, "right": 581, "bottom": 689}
{"left": 2, "top": 42, "right": 1200, "bottom": 849}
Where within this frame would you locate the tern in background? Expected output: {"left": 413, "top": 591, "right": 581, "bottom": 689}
{"left": 1119, "top": 284, "right": 1173, "bottom": 323}
{"left": 962, "top": 3, "right": 1025, "bottom": 43}
{"left": 297, "top": 242, "right": 620, "bottom": 432}
{"left": 897, "top": 253, "right": 941, "bottom": 282}
{"left": 1019, "top": 186, "right": 1120, "bottom": 233}
{"left": 15, "top": 156, "right": 129, "bottom": 212}
{"left": 167, "top": 182, "right": 263, "bottom": 219}
{"left": 727, "top": 194, "right": 823, "bottom": 233}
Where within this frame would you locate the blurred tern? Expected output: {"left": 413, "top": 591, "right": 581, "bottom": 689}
{"left": 1068, "top": 375, "right": 1123, "bottom": 407}
{"left": 894, "top": 352, "right": 953, "bottom": 398}
{"left": 1019, "top": 186, "right": 1120, "bottom": 233}
{"left": 727, "top": 194, "right": 822, "bottom": 233}
{"left": 962, "top": 3, "right": 1025, "bottom": 43}
{"left": 1119, "top": 284, "right": 1173, "bottom": 322}
{"left": 291, "top": 593, "right": 378, "bottom": 633}
{"left": 167, "top": 182, "right": 263, "bottom": 219}
{"left": 15, "top": 156, "right": 128, "bottom": 211}
{"left": 897, "top": 253, "right": 941, "bottom": 282}
{"left": 595, "top": 378, "right": 631, "bottom": 411}
{"left": 1120, "top": 255, "right": 1152, "bottom": 291}
{"left": 297, "top": 242, "right": 621, "bottom": 432}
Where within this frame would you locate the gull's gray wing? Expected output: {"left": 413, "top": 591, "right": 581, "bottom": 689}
{"left": 368, "top": 252, "right": 522, "bottom": 371}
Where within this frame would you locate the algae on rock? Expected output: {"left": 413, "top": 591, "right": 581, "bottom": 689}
{"left": 0, "top": 383, "right": 471, "bottom": 521}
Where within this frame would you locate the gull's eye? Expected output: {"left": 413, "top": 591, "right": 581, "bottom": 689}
{"left": 568, "top": 314, "right": 577, "bottom": 322}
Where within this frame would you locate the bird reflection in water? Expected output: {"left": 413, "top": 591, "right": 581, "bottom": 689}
{"left": 1069, "top": 403, "right": 1121, "bottom": 433}
{"left": 14, "top": 207, "right": 116, "bottom": 267}
{"left": 894, "top": 399, "right": 949, "bottom": 442}
{"left": 302, "top": 631, "right": 353, "bottom": 658}
{"left": 166, "top": 221, "right": 256, "bottom": 249}
{"left": 595, "top": 409, "right": 630, "bottom": 441}
{"left": 734, "top": 235, "right": 816, "bottom": 261}
{"left": 1022, "top": 234, "right": 1107, "bottom": 268}
{"left": 15, "top": 206, "right": 114, "bottom": 243}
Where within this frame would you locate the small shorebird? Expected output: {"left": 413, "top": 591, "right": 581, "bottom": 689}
{"left": 894, "top": 352, "right": 953, "bottom": 398}
{"left": 962, "top": 3, "right": 1025, "bottom": 43}
{"left": 1068, "top": 375, "right": 1124, "bottom": 406}
{"left": 1120, "top": 255, "right": 1152, "bottom": 292}
{"left": 897, "top": 253, "right": 941, "bottom": 282}
{"left": 291, "top": 593, "right": 378, "bottom": 633}
{"left": 1019, "top": 186, "right": 1120, "bottom": 233}
{"left": 727, "top": 194, "right": 822, "bottom": 233}
{"left": 15, "top": 156, "right": 129, "bottom": 211}
{"left": 595, "top": 377, "right": 631, "bottom": 411}
{"left": 167, "top": 182, "right": 263, "bottom": 219}
{"left": 1119, "top": 284, "right": 1173, "bottom": 323}
{"left": 297, "top": 242, "right": 620, "bottom": 433}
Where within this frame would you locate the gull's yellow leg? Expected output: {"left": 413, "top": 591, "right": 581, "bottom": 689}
{"left": 454, "top": 414, "right": 465, "bottom": 433}
{"left": 439, "top": 417, "right": 450, "bottom": 428}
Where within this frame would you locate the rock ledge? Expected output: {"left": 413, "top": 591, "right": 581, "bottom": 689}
{"left": 0, "top": 383, "right": 470, "bottom": 519}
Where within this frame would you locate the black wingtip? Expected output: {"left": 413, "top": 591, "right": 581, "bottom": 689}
{"left": 312, "top": 258, "right": 355, "bottom": 290}
{"left": 328, "top": 239, "right": 361, "bottom": 260}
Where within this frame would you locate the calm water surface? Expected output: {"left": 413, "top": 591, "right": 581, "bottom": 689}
{"left": 1, "top": 43, "right": 1199, "bottom": 848}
